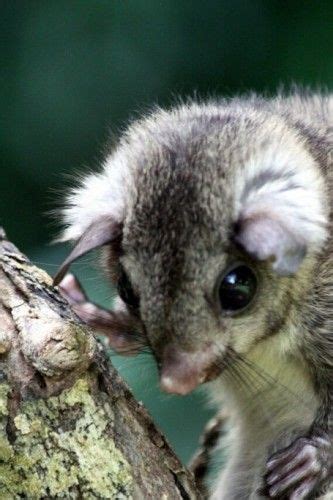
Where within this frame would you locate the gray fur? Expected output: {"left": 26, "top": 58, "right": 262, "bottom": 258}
{"left": 58, "top": 91, "right": 333, "bottom": 498}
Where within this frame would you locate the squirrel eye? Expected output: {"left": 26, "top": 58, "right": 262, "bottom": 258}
{"left": 218, "top": 264, "right": 257, "bottom": 313}
{"left": 117, "top": 269, "right": 140, "bottom": 310}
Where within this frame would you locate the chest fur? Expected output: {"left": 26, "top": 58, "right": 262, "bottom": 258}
{"left": 209, "top": 334, "right": 320, "bottom": 499}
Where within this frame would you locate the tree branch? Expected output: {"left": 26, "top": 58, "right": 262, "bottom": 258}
{"left": 0, "top": 228, "right": 201, "bottom": 499}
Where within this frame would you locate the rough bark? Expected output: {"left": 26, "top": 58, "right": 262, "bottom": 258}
{"left": 0, "top": 228, "right": 201, "bottom": 499}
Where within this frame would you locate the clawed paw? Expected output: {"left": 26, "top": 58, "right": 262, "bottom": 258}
{"left": 58, "top": 273, "right": 101, "bottom": 323}
{"left": 264, "top": 435, "right": 331, "bottom": 499}
{"left": 57, "top": 273, "right": 143, "bottom": 355}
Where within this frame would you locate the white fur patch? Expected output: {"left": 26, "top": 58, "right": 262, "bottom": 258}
{"left": 59, "top": 151, "right": 130, "bottom": 242}
{"left": 233, "top": 123, "right": 328, "bottom": 272}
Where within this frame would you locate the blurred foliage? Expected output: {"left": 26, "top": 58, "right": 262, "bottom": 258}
{"left": 1, "top": 0, "right": 332, "bottom": 463}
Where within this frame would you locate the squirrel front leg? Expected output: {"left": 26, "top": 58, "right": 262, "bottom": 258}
{"left": 57, "top": 273, "right": 145, "bottom": 355}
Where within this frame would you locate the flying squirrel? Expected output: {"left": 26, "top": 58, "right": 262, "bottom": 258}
{"left": 54, "top": 91, "right": 333, "bottom": 499}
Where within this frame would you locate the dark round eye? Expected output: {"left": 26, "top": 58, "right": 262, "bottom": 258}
{"left": 218, "top": 264, "right": 257, "bottom": 313}
{"left": 117, "top": 269, "right": 140, "bottom": 310}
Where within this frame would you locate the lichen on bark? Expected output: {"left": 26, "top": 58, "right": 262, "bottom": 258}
{"left": 0, "top": 377, "right": 133, "bottom": 498}
{"left": 0, "top": 382, "right": 12, "bottom": 463}
{"left": 0, "top": 229, "right": 201, "bottom": 499}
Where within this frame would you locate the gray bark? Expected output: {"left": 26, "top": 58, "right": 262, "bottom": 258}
{"left": 0, "top": 228, "right": 201, "bottom": 499}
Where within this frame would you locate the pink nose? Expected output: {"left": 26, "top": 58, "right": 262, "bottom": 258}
{"left": 159, "top": 344, "right": 219, "bottom": 395}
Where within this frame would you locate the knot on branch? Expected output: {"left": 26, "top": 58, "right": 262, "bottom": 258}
{"left": 0, "top": 228, "right": 97, "bottom": 397}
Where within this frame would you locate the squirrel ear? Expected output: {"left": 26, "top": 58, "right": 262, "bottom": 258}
{"left": 54, "top": 218, "right": 122, "bottom": 285}
{"left": 234, "top": 215, "right": 307, "bottom": 275}
{"left": 230, "top": 134, "right": 330, "bottom": 274}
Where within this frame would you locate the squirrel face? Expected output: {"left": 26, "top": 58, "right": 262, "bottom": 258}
{"left": 55, "top": 101, "right": 329, "bottom": 394}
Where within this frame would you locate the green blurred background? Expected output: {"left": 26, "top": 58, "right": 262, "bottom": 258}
{"left": 1, "top": 0, "right": 333, "bottom": 463}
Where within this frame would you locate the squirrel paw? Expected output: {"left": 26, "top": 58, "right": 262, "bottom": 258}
{"left": 264, "top": 435, "right": 331, "bottom": 499}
